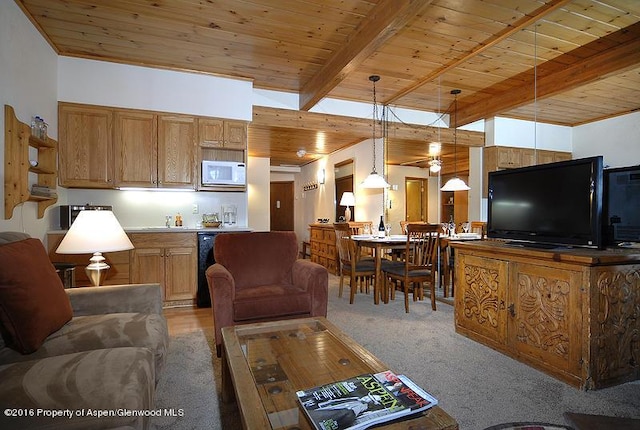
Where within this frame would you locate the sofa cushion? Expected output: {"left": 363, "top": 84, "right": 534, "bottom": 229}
{"left": 0, "top": 347, "right": 154, "bottom": 430}
{"left": 233, "top": 284, "right": 311, "bottom": 321}
{"left": 0, "top": 238, "right": 72, "bottom": 354}
{"left": 0, "top": 313, "right": 168, "bottom": 383}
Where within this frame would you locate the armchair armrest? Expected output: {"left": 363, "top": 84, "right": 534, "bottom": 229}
{"left": 206, "top": 263, "right": 236, "bottom": 354}
{"left": 292, "top": 259, "right": 328, "bottom": 317}
{"left": 66, "top": 283, "right": 163, "bottom": 316}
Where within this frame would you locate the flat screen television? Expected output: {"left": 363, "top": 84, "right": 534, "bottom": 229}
{"left": 487, "top": 156, "right": 604, "bottom": 249}
{"left": 603, "top": 165, "right": 640, "bottom": 244}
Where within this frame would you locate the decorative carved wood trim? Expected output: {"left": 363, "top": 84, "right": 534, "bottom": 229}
{"left": 594, "top": 267, "right": 640, "bottom": 385}
{"left": 461, "top": 264, "right": 500, "bottom": 328}
{"left": 515, "top": 273, "right": 570, "bottom": 360}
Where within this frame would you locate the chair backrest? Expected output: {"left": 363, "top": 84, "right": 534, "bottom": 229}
{"left": 470, "top": 221, "right": 486, "bottom": 239}
{"left": 213, "top": 231, "right": 298, "bottom": 288}
{"left": 347, "top": 221, "right": 373, "bottom": 235}
{"left": 405, "top": 223, "right": 440, "bottom": 270}
{"left": 333, "top": 223, "right": 357, "bottom": 267}
{"left": 400, "top": 220, "right": 426, "bottom": 234}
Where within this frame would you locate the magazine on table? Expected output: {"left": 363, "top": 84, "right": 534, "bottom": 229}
{"left": 296, "top": 370, "right": 438, "bottom": 430}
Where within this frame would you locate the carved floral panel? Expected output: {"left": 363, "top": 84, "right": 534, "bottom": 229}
{"left": 594, "top": 267, "right": 640, "bottom": 384}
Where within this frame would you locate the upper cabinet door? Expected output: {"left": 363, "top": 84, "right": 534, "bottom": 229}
{"left": 224, "top": 121, "right": 247, "bottom": 150}
{"left": 58, "top": 103, "right": 114, "bottom": 188}
{"left": 158, "top": 115, "right": 196, "bottom": 189}
{"left": 114, "top": 110, "right": 158, "bottom": 188}
{"left": 198, "top": 118, "right": 224, "bottom": 147}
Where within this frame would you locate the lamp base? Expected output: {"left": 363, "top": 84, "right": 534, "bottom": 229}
{"left": 85, "top": 252, "right": 110, "bottom": 287}
{"left": 344, "top": 207, "right": 352, "bottom": 222}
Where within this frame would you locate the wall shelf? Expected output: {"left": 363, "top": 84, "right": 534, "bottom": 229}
{"left": 4, "top": 104, "right": 58, "bottom": 219}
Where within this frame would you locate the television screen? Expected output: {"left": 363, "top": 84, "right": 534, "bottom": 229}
{"left": 487, "top": 156, "right": 603, "bottom": 249}
{"left": 603, "top": 165, "right": 640, "bottom": 244}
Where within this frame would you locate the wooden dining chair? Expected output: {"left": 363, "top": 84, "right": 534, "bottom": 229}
{"left": 382, "top": 223, "right": 440, "bottom": 313}
{"left": 333, "top": 223, "right": 375, "bottom": 304}
{"left": 470, "top": 221, "right": 486, "bottom": 239}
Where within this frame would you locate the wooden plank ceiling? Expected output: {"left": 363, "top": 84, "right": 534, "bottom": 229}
{"left": 17, "top": 0, "right": 640, "bottom": 175}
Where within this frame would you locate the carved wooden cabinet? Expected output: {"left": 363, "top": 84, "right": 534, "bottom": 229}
{"left": 452, "top": 241, "right": 640, "bottom": 390}
{"left": 309, "top": 223, "right": 339, "bottom": 275}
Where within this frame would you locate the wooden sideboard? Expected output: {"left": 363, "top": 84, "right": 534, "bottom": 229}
{"left": 450, "top": 240, "right": 640, "bottom": 390}
{"left": 309, "top": 223, "right": 339, "bottom": 275}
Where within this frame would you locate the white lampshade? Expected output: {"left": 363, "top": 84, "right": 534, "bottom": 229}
{"left": 56, "top": 210, "right": 134, "bottom": 286}
{"left": 339, "top": 192, "right": 355, "bottom": 207}
{"left": 361, "top": 171, "right": 390, "bottom": 189}
{"left": 440, "top": 177, "right": 470, "bottom": 191}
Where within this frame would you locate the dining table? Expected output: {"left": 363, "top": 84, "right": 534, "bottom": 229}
{"left": 352, "top": 232, "right": 484, "bottom": 305}
{"left": 350, "top": 234, "right": 407, "bottom": 305}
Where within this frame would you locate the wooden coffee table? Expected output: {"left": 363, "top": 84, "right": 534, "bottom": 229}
{"left": 221, "top": 317, "right": 458, "bottom": 430}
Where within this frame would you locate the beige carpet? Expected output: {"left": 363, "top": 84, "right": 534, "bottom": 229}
{"left": 152, "top": 274, "right": 640, "bottom": 430}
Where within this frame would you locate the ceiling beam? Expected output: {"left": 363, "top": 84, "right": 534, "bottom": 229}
{"left": 455, "top": 26, "right": 640, "bottom": 126}
{"left": 252, "top": 106, "right": 484, "bottom": 147}
{"left": 385, "top": 0, "right": 573, "bottom": 105}
{"left": 298, "top": 0, "right": 433, "bottom": 111}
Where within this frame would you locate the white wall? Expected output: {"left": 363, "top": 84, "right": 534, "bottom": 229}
{"left": 485, "top": 117, "right": 572, "bottom": 152}
{"left": 58, "top": 57, "right": 252, "bottom": 120}
{"left": 572, "top": 112, "right": 640, "bottom": 168}
{"left": 0, "top": 0, "right": 59, "bottom": 240}
{"left": 248, "top": 157, "right": 271, "bottom": 231}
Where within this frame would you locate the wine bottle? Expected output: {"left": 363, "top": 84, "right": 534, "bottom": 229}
{"left": 378, "top": 215, "right": 385, "bottom": 237}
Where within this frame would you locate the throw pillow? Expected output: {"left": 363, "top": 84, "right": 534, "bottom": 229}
{"left": 0, "top": 238, "right": 72, "bottom": 353}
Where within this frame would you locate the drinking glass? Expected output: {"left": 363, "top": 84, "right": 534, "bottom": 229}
{"left": 385, "top": 224, "right": 392, "bottom": 236}
{"left": 462, "top": 222, "right": 470, "bottom": 233}
{"left": 363, "top": 224, "right": 371, "bottom": 236}
{"left": 441, "top": 223, "right": 449, "bottom": 237}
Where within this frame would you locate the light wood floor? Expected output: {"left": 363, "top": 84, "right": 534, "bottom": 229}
{"left": 162, "top": 306, "right": 213, "bottom": 336}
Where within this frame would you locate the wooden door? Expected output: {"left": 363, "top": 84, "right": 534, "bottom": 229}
{"left": 114, "top": 110, "right": 157, "bottom": 187}
{"left": 164, "top": 246, "right": 197, "bottom": 301}
{"left": 335, "top": 175, "right": 353, "bottom": 222}
{"left": 270, "top": 181, "right": 294, "bottom": 231}
{"left": 158, "top": 115, "right": 196, "bottom": 189}
{"left": 58, "top": 103, "right": 114, "bottom": 188}
{"left": 405, "top": 178, "right": 427, "bottom": 222}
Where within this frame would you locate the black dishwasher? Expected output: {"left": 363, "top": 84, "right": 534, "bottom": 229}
{"left": 196, "top": 231, "right": 218, "bottom": 307}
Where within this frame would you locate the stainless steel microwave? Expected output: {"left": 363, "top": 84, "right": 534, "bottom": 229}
{"left": 201, "top": 160, "right": 246, "bottom": 186}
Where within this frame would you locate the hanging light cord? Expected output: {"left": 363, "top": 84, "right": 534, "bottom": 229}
{"left": 370, "top": 75, "right": 380, "bottom": 174}
{"left": 451, "top": 89, "right": 461, "bottom": 176}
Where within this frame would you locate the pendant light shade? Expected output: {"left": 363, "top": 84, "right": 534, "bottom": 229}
{"left": 362, "top": 75, "right": 390, "bottom": 189}
{"left": 441, "top": 176, "right": 470, "bottom": 191}
{"left": 441, "top": 89, "right": 470, "bottom": 191}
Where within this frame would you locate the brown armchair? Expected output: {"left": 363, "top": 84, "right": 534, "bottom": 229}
{"left": 205, "top": 231, "right": 328, "bottom": 356}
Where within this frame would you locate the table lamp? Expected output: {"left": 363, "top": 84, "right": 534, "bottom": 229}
{"left": 56, "top": 210, "right": 134, "bottom": 287}
{"left": 339, "top": 192, "right": 355, "bottom": 222}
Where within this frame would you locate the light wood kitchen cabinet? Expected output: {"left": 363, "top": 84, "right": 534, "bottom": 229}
{"left": 198, "top": 118, "right": 247, "bottom": 150}
{"left": 158, "top": 115, "right": 197, "bottom": 188}
{"left": 114, "top": 110, "right": 157, "bottom": 187}
{"left": 441, "top": 185, "right": 469, "bottom": 225}
{"left": 452, "top": 240, "right": 640, "bottom": 390}
{"left": 483, "top": 146, "right": 571, "bottom": 197}
{"left": 129, "top": 233, "right": 197, "bottom": 304}
{"left": 58, "top": 103, "right": 114, "bottom": 188}
{"left": 115, "top": 112, "right": 196, "bottom": 189}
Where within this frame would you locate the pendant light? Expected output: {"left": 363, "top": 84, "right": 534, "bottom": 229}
{"left": 362, "top": 75, "right": 390, "bottom": 189}
{"left": 441, "top": 89, "right": 470, "bottom": 191}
